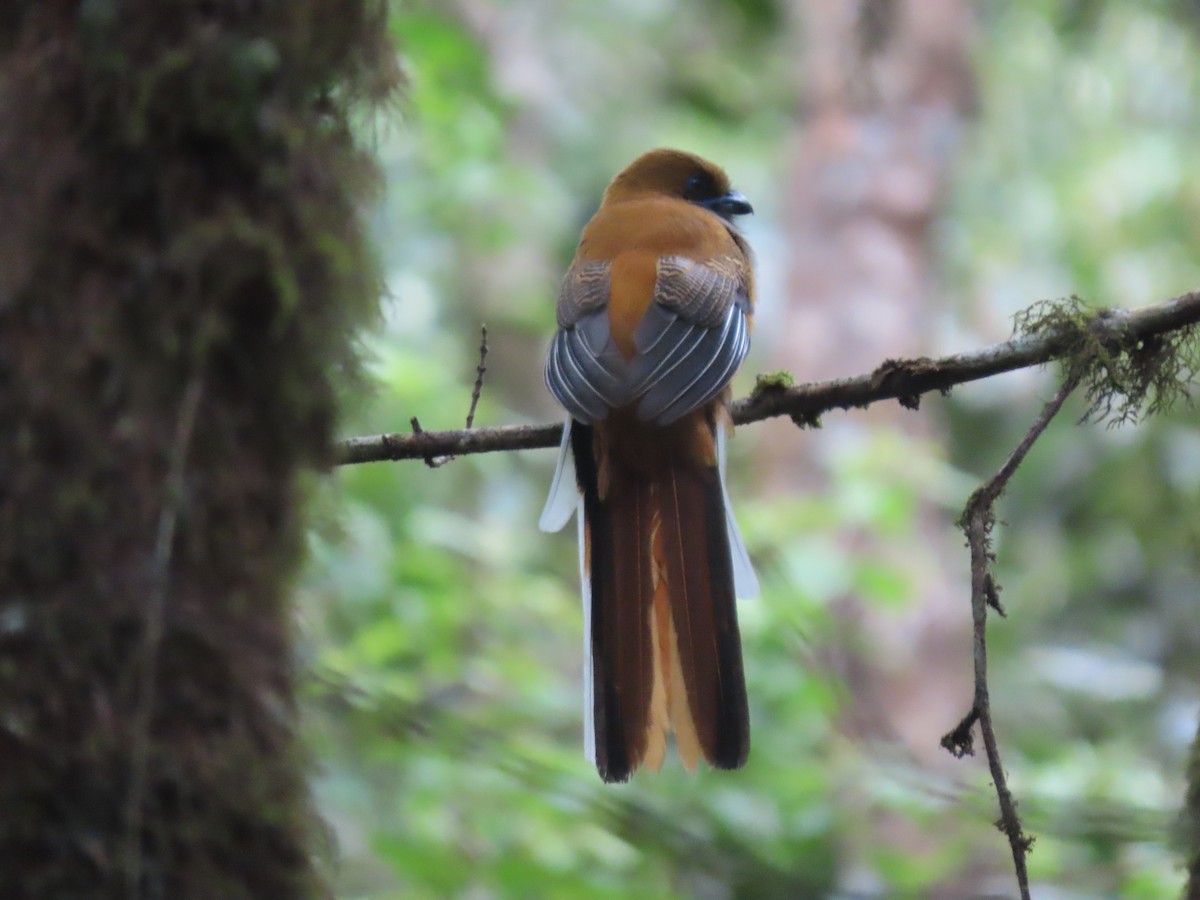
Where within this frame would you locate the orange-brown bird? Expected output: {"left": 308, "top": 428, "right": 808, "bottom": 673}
{"left": 540, "top": 149, "right": 759, "bottom": 783}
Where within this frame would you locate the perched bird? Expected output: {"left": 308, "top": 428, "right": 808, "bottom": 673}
{"left": 540, "top": 148, "right": 759, "bottom": 783}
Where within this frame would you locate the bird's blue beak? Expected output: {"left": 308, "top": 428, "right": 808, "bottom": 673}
{"left": 702, "top": 190, "right": 754, "bottom": 219}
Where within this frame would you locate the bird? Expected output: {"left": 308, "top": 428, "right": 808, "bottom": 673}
{"left": 539, "top": 148, "right": 759, "bottom": 783}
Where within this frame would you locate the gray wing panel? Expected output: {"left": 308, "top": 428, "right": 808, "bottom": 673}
{"left": 631, "top": 299, "right": 751, "bottom": 425}
{"left": 544, "top": 310, "right": 629, "bottom": 423}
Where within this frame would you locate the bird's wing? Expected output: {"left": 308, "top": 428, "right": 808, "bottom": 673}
{"left": 544, "top": 254, "right": 751, "bottom": 425}
{"left": 546, "top": 259, "right": 640, "bottom": 422}
{"left": 628, "top": 255, "right": 752, "bottom": 425}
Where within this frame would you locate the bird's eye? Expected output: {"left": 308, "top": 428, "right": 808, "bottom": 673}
{"left": 683, "top": 172, "right": 712, "bottom": 201}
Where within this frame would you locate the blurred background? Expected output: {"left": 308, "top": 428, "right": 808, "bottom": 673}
{"left": 300, "top": 1, "right": 1200, "bottom": 896}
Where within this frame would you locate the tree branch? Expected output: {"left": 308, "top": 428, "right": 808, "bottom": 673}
{"left": 941, "top": 372, "right": 1081, "bottom": 900}
{"left": 335, "top": 291, "right": 1200, "bottom": 466}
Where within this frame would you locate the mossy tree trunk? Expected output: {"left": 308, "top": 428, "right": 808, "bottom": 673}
{"left": 0, "top": 3, "right": 397, "bottom": 897}
{"left": 1184, "top": 719, "right": 1200, "bottom": 899}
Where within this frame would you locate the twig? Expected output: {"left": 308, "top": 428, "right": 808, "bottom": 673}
{"left": 466, "top": 325, "right": 488, "bottom": 430}
{"left": 124, "top": 371, "right": 205, "bottom": 897}
{"left": 409, "top": 325, "right": 488, "bottom": 468}
{"left": 941, "top": 372, "right": 1082, "bottom": 900}
{"left": 335, "top": 291, "right": 1200, "bottom": 466}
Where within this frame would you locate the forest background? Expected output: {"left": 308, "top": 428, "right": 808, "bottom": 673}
{"left": 307, "top": 1, "right": 1200, "bottom": 897}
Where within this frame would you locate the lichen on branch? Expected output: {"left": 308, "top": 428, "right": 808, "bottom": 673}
{"left": 1015, "top": 295, "right": 1199, "bottom": 425}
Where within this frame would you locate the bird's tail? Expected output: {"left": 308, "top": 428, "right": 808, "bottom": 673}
{"left": 543, "top": 417, "right": 752, "bottom": 782}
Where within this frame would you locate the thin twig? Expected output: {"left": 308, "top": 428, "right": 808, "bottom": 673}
{"left": 335, "top": 290, "right": 1200, "bottom": 466}
{"left": 465, "top": 325, "right": 488, "bottom": 430}
{"left": 941, "top": 372, "right": 1082, "bottom": 900}
{"left": 410, "top": 324, "right": 489, "bottom": 468}
{"left": 124, "top": 371, "right": 205, "bottom": 897}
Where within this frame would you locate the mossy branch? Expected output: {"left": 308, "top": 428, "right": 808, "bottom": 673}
{"left": 336, "top": 290, "right": 1200, "bottom": 465}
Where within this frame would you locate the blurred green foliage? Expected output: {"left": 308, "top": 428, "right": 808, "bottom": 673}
{"left": 298, "top": 1, "right": 1200, "bottom": 896}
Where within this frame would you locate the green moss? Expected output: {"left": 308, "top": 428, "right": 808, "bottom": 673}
{"left": 751, "top": 370, "right": 796, "bottom": 396}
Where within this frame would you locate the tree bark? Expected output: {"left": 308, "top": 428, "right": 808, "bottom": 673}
{"left": 1184, "top": 714, "right": 1200, "bottom": 899}
{"left": 0, "top": 3, "right": 397, "bottom": 897}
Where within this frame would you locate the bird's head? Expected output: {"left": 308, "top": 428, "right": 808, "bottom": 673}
{"left": 602, "top": 148, "right": 753, "bottom": 222}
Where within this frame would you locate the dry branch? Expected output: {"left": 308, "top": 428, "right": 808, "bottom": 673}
{"left": 335, "top": 290, "right": 1200, "bottom": 466}
{"left": 941, "top": 372, "right": 1082, "bottom": 900}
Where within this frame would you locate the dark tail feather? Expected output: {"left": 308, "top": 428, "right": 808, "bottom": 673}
{"left": 571, "top": 423, "right": 655, "bottom": 783}
{"left": 658, "top": 463, "right": 750, "bottom": 770}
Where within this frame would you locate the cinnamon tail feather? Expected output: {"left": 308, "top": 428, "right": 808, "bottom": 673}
{"left": 572, "top": 421, "right": 749, "bottom": 782}
{"left": 657, "top": 464, "right": 749, "bottom": 769}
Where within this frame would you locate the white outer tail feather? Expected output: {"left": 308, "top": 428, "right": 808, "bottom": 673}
{"left": 578, "top": 511, "right": 595, "bottom": 764}
{"left": 716, "top": 425, "right": 759, "bottom": 599}
{"left": 538, "top": 418, "right": 578, "bottom": 533}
